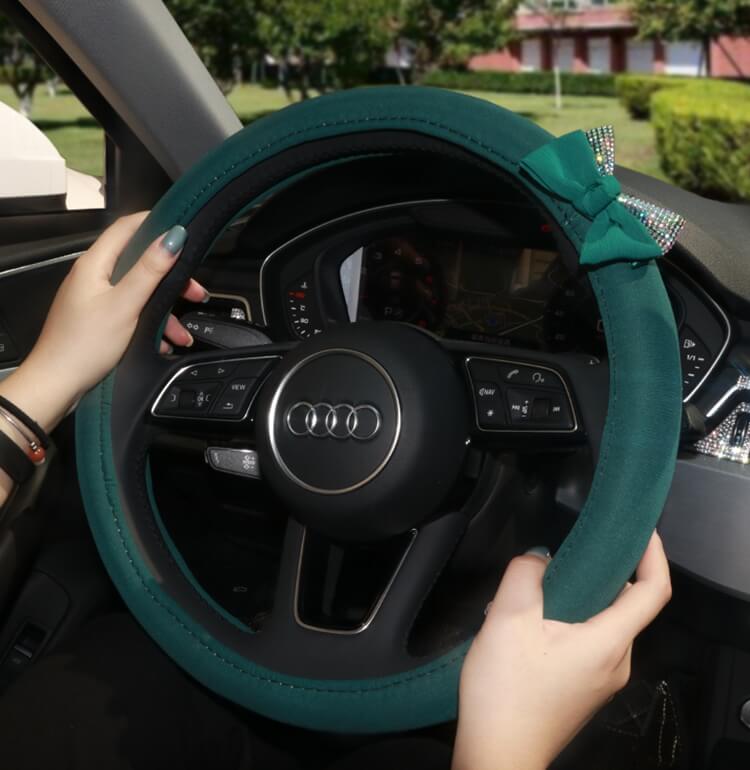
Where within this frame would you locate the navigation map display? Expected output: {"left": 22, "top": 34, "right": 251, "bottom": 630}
{"left": 351, "top": 232, "right": 602, "bottom": 352}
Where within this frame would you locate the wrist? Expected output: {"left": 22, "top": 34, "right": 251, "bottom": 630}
{"left": 0, "top": 356, "right": 80, "bottom": 434}
{"left": 453, "top": 725, "right": 548, "bottom": 770}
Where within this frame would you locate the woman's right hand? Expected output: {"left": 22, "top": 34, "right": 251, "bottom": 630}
{"left": 452, "top": 532, "right": 672, "bottom": 770}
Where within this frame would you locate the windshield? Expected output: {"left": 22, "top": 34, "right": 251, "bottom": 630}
{"left": 3, "top": 1, "right": 747, "bottom": 204}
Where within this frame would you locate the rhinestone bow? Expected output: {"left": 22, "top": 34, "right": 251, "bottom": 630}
{"left": 520, "top": 125, "right": 685, "bottom": 268}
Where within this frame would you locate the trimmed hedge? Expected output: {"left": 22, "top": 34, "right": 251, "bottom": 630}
{"left": 615, "top": 74, "right": 690, "bottom": 119}
{"left": 422, "top": 69, "right": 617, "bottom": 97}
{"left": 652, "top": 80, "right": 750, "bottom": 202}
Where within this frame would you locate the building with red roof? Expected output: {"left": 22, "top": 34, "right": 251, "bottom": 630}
{"left": 470, "top": 1, "right": 750, "bottom": 79}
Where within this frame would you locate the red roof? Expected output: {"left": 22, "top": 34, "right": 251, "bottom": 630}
{"left": 517, "top": 6, "right": 634, "bottom": 32}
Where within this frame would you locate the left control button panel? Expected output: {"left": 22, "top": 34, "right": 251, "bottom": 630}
{"left": 152, "top": 356, "right": 279, "bottom": 420}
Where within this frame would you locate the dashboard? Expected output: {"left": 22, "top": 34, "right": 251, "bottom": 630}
{"left": 258, "top": 199, "right": 730, "bottom": 403}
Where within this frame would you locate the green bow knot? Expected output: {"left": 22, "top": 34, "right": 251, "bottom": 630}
{"left": 520, "top": 126, "right": 684, "bottom": 268}
{"left": 580, "top": 175, "right": 621, "bottom": 218}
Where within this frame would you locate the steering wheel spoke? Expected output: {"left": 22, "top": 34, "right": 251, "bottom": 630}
{"left": 262, "top": 512, "right": 469, "bottom": 675}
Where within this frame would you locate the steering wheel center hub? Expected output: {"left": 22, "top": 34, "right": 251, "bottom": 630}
{"left": 257, "top": 322, "right": 470, "bottom": 540}
{"left": 268, "top": 349, "right": 401, "bottom": 494}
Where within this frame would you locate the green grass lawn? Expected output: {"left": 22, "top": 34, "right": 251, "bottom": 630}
{"left": 0, "top": 83, "right": 665, "bottom": 182}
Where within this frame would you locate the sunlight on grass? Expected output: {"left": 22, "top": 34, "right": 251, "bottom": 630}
{"left": 0, "top": 83, "right": 665, "bottom": 182}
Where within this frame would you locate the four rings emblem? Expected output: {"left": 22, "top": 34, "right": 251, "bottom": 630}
{"left": 286, "top": 402, "right": 382, "bottom": 441}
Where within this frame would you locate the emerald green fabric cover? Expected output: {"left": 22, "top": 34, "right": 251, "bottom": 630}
{"left": 75, "top": 86, "right": 682, "bottom": 732}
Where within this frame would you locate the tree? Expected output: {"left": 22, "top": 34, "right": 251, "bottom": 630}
{"left": 631, "top": 0, "right": 750, "bottom": 75}
{"left": 0, "top": 13, "right": 50, "bottom": 117}
{"left": 164, "top": 0, "right": 261, "bottom": 93}
{"left": 256, "top": 0, "right": 397, "bottom": 94}
{"left": 396, "top": 0, "right": 520, "bottom": 73}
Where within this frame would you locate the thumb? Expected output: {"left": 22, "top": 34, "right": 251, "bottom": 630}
{"left": 488, "top": 548, "right": 551, "bottom": 618}
{"left": 114, "top": 225, "right": 188, "bottom": 310}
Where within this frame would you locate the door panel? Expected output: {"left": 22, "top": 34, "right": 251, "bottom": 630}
{"left": 0, "top": 247, "right": 89, "bottom": 378}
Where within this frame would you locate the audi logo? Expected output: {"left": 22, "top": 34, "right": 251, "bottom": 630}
{"left": 285, "top": 402, "right": 382, "bottom": 441}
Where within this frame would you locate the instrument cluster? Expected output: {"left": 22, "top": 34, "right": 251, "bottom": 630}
{"left": 260, "top": 200, "right": 729, "bottom": 402}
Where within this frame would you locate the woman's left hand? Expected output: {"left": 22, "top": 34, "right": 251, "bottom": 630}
{"left": 1, "top": 212, "right": 203, "bottom": 432}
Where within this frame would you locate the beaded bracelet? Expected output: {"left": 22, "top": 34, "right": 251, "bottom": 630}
{"left": 0, "top": 407, "right": 45, "bottom": 463}
{"left": 0, "top": 396, "right": 49, "bottom": 465}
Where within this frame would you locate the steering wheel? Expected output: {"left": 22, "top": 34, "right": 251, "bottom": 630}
{"left": 76, "top": 87, "right": 682, "bottom": 734}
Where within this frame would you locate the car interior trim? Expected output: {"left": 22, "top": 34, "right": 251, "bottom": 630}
{"left": 0, "top": 250, "right": 83, "bottom": 281}
{"left": 706, "top": 375, "right": 750, "bottom": 419}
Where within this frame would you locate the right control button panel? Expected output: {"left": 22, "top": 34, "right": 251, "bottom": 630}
{"left": 466, "top": 357, "right": 577, "bottom": 433}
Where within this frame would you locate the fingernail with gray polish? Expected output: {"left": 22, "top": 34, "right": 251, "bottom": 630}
{"left": 161, "top": 225, "right": 188, "bottom": 256}
{"left": 525, "top": 546, "right": 552, "bottom": 561}
{"left": 201, "top": 291, "right": 211, "bottom": 303}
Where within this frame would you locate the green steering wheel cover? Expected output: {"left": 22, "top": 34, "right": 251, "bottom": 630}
{"left": 75, "top": 86, "right": 682, "bottom": 732}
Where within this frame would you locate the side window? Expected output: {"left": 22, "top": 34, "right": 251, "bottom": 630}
{"left": 0, "top": 11, "right": 105, "bottom": 213}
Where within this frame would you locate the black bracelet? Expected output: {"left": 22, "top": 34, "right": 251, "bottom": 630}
{"left": 0, "top": 431, "right": 34, "bottom": 485}
{"left": 0, "top": 396, "right": 49, "bottom": 449}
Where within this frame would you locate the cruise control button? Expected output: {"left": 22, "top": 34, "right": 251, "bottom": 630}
{"left": 205, "top": 448, "right": 261, "bottom": 479}
{"left": 473, "top": 381, "right": 505, "bottom": 428}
